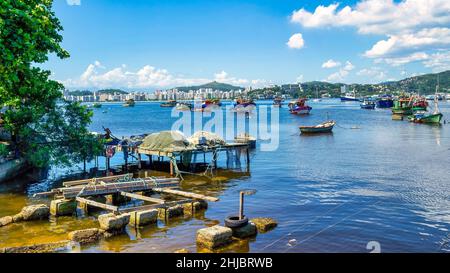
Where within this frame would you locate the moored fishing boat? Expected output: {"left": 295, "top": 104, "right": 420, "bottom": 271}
{"left": 300, "top": 120, "right": 335, "bottom": 134}
{"left": 175, "top": 102, "right": 193, "bottom": 111}
{"left": 360, "top": 99, "right": 375, "bottom": 109}
{"left": 160, "top": 100, "right": 177, "bottom": 107}
{"left": 123, "top": 99, "right": 136, "bottom": 107}
{"left": 412, "top": 98, "right": 428, "bottom": 112}
{"left": 408, "top": 83, "right": 444, "bottom": 124}
{"left": 288, "top": 98, "right": 312, "bottom": 115}
{"left": 392, "top": 98, "right": 413, "bottom": 115}
{"left": 232, "top": 98, "right": 256, "bottom": 112}
{"left": 408, "top": 112, "right": 443, "bottom": 124}
{"left": 273, "top": 97, "right": 283, "bottom": 107}
{"left": 340, "top": 90, "right": 360, "bottom": 102}
{"left": 376, "top": 94, "right": 394, "bottom": 108}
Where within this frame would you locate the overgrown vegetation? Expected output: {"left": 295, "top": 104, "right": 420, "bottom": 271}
{"left": 0, "top": 0, "right": 103, "bottom": 168}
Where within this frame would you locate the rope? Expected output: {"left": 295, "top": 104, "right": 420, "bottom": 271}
{"left": 336, "top": 124, "right": 362, "bottom": 130}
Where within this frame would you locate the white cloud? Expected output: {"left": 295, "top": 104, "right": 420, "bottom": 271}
{"left": 296, "top": 75, "right": 304, "bottom": 83}
{"left": 343, "top": 61, "right": 355, "bottom": 71}
{"left": 62, "top": 62, "right": 268, "bottom": 89}
{"left": 322, "top": 59, "right": 341, "bottom": 69}
{"left": 290, "top": 1, "right": 450, "bottom": 69}
{"left": 382, "top": 52, "right": 429, "bottom": 66}
{"left": 364, "top": 28, "right": 450, "bottom": 58}
{"left": 326, "top": 61, "right": 355, "bottom": 82}
{"left": 286, "top": 33, "right": 305, "bottom": 49}
{"left": 67, "top": 0, "right": 81, "bottom": 5}
{"left": 423, "top": 51, "right": 450, "bottom": 72}
{"left": 357, "top": 67, "right": 387, "bottom": 80}
{"left": 290, "top": 0, "right": 450, "bottom": 35}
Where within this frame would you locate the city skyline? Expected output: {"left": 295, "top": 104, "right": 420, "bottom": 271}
{"left": 45, "top": 0, "right": 450, "bottom": 90}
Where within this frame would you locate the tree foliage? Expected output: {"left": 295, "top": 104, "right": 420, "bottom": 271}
{"left": 0, "top": 0, "right": 103, "bottom": 168}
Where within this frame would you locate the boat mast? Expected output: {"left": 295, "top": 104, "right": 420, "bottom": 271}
{"left": 433, "top": 75, "right": 440, "bottom": 115}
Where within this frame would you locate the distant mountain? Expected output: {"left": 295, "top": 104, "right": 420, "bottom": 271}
{"left": 68, "top": 89, "right": 129, "bottom": 96}
{"left": 96, "top": 89, "right": 129, "bottom": 95}
{"left": 176, "top": 81, "right": 243, "bottom": 92}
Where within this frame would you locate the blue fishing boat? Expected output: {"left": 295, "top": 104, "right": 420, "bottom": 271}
{"left": 376, "top": 94, "right": 394, "bottom": 108}
{"left": 340, "top": 90, "right": 360, "bottom": 102}
{"left": 360, "top": 99, "right": 376, "bottom": 109}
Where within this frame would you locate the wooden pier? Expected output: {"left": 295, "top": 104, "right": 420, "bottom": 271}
{"left": 38, "top": 173, "right": 219, "bottom": 218}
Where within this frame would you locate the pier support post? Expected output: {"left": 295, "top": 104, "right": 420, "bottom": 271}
{"left": 170, "top": 159, "right": 174, "bottom": 177}
{"left": 129, "top": 209, "right": 158, "bottom": 227}
{"left": 138, "top": 153, "right": 142, "bottom": 169}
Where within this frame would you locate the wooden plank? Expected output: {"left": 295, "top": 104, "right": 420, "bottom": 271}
{"left": 62, "top": 179, "right": 180, "bottom": 199}
{"left": 76, "top": 197, "right": 118, "bottom": 212}
{"left": 63, "top": 174, "right": 133, "bottom": 187}
{"left": 118, "top": 199, "right": 193, "bottom": 214}
{"left": 120, "top": 192, "right": 165, "bottom": 204}
{"left": 152, "top": 188, "right": 219, "bottom": 202}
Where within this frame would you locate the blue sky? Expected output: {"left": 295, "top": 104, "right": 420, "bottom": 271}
{"left": 46, "top": 0, "right": 450, "bottom": 90}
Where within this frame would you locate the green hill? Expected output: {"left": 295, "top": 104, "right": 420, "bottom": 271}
{"left": 176, "top": 81, "right": 243, "bottom": 92}
{"left": 383, "top": 70, "right": 450, "bottom": 94}
{"left": 250, "top": 70, "right": 450, "bottom": 98}
{"left": 68, "top": 89, "right": 129, "bottom": 96}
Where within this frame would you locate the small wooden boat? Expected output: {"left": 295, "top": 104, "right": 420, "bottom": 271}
{"left": 232, "top": 98, "right": 256, "bottom": 113}
{"left": 123, "top": 99, "right": 136, "bottom": 107}
{"left": 273, "top": 97, "right": 283, "bottom": 107}
{"left": 408, "top": 83, "right": 443, "bottom": 124}
{"left": 408, "top": 112, "right": 443, "bottom": 124}
{"left": 360, "top": 99, "right": 375, "bottom": 109}
{"left": 289, "top": 98, "right": 312, "bottom": 115}
{"left": 300, "top": 120, "right": 335, "bottom": 134}
{"left": 160, "top": 100, "right": 177, "bottom": 107}
{"left": 175, "top": 102, "right": 193, "bottom": 111}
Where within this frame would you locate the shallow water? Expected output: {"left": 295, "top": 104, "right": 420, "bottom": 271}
{"left": 1, "top": 99, "right": 450, "bottom": 253}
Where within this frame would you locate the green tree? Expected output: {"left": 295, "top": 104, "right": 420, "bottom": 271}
{"left": 0, "top": 0, "right": 103, "bottom": 168}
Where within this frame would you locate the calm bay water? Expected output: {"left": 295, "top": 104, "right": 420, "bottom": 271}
{"left": 1, "top": 99, "right": 450, "bottom": 253}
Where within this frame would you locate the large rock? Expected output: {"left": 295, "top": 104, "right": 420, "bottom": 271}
{"left": 68, "top": 228, "right": 104, "bottom": 245}
{"left": 15, "top": 204, "right": 50, "bottom": 222}
{"left": 231, "top": 223, "right": 257, "bottom": 238}
{"left": 251, "top": 218, "right": 277, "bottom": 233}
{"left": 1, "top": 240, "right": 72, "bottom": 253}
{"left": 158, "top": 205, "right": 184, "bottom": 220}
{"left": 0, "top": 216, "right": 13, "bottom": 227}
{"left": 129, "top": 209, "right": 158, "bottom": 227}
{"left": 98, "top": 213, "right": 130, "bottom": 231}
{"left": 196, "top": 225, "right": 232, "bottom": 249}
{"left": 174, "top": 248, "right": 190, "bottom": 253}
{"left": 50, "top": 199, "right": 77, "bottom": 216}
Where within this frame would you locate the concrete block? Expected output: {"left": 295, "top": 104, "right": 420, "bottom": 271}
{"left": 68, "top": 228, "right": 104, "bottom": 245}
{"left": 129, "top": 209, "right": 158, "bottom": 227}
{"left": 231, "top": 223, "right": 257, "bottom": 238}
{"left": 196, "top": 225, "right": 232, "bottom": 249}
{"left": 50, "top": 199, "right": 77, "bottom": 216}
{"left": 158, "top": 205, "right": 184, "bottom": 220}
{"left": 183, "top": 200, "right": 208, "bottom": 215}
{"left": 251, "top": 218, "right": 278, "bottom": 233}
{"left": 98, "top": 213, "right": 130, "bottom": 231}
